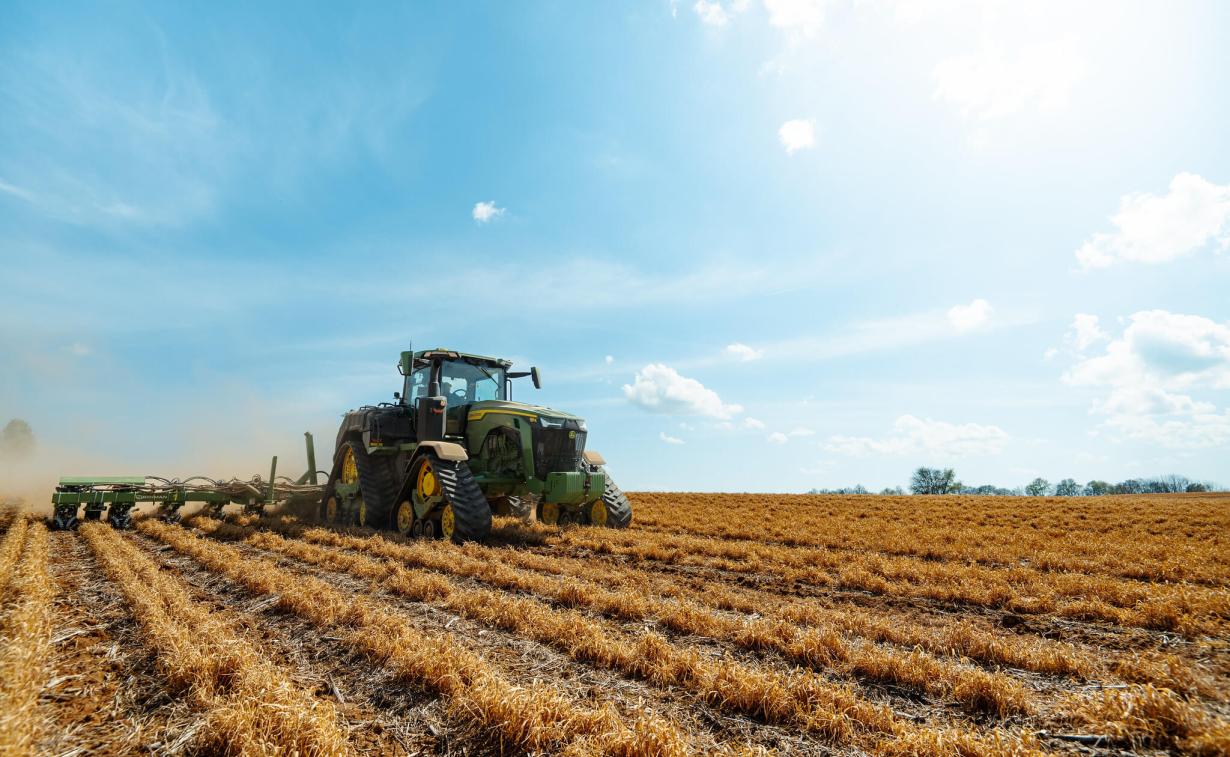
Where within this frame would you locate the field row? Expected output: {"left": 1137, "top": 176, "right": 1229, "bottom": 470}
{"left": 538, "top": 519, "right": 1229, "bottom": 637}
{"left": 3, "top": 497, "right": 1227, "bottom": 756}
{"left": 194, "top": 514, "right": 1229, "bottom": 755}
{"left": 184, "top": 515, "right": 1039, "bottom": 755}
{"left": 630, "top": 493, "right": 1230, "bottom": 585}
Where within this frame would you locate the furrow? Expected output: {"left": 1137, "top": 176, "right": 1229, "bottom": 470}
{"left": 233, "top": 516, "right": 1035, "bottom": 719}
{"left": 136, "top": 518, "right": 693, "bottom": 756}
{"left": 193, "top": 516, "right": 1047, "bottom": 757}
{"left": 81, "top": 523, "right": 353, "bottom": 755}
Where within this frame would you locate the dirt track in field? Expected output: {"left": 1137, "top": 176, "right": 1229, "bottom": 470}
{"left": 1, "top": 492, "right": 1227, "bottom": 755}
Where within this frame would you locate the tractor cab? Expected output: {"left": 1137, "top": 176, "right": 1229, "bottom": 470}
{"left": 399, "top": 349, "right": 541, "bottom": 437}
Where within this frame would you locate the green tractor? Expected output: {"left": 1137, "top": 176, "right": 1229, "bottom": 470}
{"left": 322, "top": 347, "right": 631, "bottom": 541}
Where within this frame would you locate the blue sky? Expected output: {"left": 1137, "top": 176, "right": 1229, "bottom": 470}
{"left": 2, "top": 1, "right": 1229, "bottom": 497}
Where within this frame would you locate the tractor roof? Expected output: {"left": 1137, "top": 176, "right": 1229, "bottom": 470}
{"left": 413, "top": 348, "right": 512, "bottom": 368}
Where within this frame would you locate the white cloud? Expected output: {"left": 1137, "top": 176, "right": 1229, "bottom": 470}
{"left": 1063, "top": 310, "right": 1230, "bottom": 448}
{"left": 604, "top": 355, "right": 615, "bottom": 365}
{"left": 724, "top": 342, "right": 763, "bottom": 361}
{"left": 826, "top": 415, "right": 1009, "bottom": 458}
{"left": 787, "top": 427, "right": 815, "bottom": 437}
{"left": 742, "top": 417, "right": 765, "bottom": 429}
{"left": 1066, "top": 313, "right": 1107, "bottom": 353}
{"left": 946, "top": 299, "right": 993, "bottom": 332}
{"left": 623, "top": 364, "right": 743, "bottom": 419}
{"left": 1075, "top": 173, "right": 1230, "bottom": 269}
{"left": 693, "top": 0, "right": 749, "bottom": 25}
{"left": 778, "top": 119, "right": 816, "bottom": 154}
{"left": 933, "top": 39, "right": 1085, "bottom": 121}
{"left": 767, "top": 431, "right": 789, "bottom": 444}
{"left": 659, "top": 431, "right": 685, "bottom": 445}
{"left": 764, "top": 0, "right": 825, "bottom": 36}
{"left": 472, "top": 200, "right": 506, "bottom": 223}
{"left": 66, "top": 342, "right": 92, "bottom": 357}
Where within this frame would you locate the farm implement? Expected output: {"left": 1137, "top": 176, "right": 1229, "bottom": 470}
{"left": 49, "top": 433, "right": 327, "bottom": 530}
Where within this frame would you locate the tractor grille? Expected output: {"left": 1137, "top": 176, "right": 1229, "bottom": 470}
{"left": 533, "top": 423, "right": 585, "bottom": 479}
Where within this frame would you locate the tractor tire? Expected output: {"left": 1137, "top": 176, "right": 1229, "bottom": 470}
{"left": 595, "top": 470, "right": 632, "bottom": 528}
{"left": 54, "top": 510, "right": 78, "bottom": 531}
{"left": 415, "top": 454, "right": 490, "bottom": 543}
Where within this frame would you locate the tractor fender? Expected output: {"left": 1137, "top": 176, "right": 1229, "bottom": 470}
{"left": 417, "top": 440, "right": 469, "bottom": 462}
{"left": 582, "top": 450, "right": 606, "bottom": 466}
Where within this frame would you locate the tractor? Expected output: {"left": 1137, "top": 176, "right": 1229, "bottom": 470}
{"left": 322, "top": 347, "right": 631, "bottom": 541}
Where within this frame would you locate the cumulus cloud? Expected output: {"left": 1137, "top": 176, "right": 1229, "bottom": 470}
{"left": 604, "top": 355, "right": 615, "bottom": 365}
{"left": 778, "top": 119, "right": 816, "bottom": 154}
{"left": 1063, "top": 310, "right": 1230, "bottom": 448}
{"left": 764, "top": 0, "right": 825, "bottom": 36}
{"left": 1075, "top": 173, "right": 1230, "bottom": 269}
{"left": 724, "top": 342, "right": 763, "bottom": 361}
{"left": 659, "top": 431, "right": 685, "bottom": 445}
{"left": 472, "top": 200, "right": 506, "bottom": 223}
{"left": 826, "top": 415, "right": 1009, "bottom": 457}
{"left": 766, "top": 431, "right": 789, "bottom": 444}
{"left": 742, "top": 417, "right": 766, "bottom": 429}
{"left": 623, "top": 364, "right": 743, "bottom": 419}
{"left": 933, "top": 40, "right": 1085, "bottom": 121}
{"left": 947, "top": 299, "right": 993, "bottom": 332}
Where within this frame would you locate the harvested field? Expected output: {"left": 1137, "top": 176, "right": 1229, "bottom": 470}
{"left": 1, "top": 493, "right": 1227, "bottom": 755}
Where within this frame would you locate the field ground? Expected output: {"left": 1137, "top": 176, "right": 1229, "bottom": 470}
{"left": 0, "top": 492, "right": 1227, "bottom": 755}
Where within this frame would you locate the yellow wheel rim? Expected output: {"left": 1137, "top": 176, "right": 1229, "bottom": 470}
{"left": 356, "top": 498, "right": 366, "bottom": 526}
{"left": 540, "top": 501, "right": 559, "bottom": 526}
{"left": 591, "top": 499, "right": 608, "bottom": 527}
{"left": 326, "top": 496, "right": 338, "bottom": 522}
{"left": 417, "top": 461, "right": 438, "bottom": 498}
{"left": 341, "top": 447, "right": 358, "bottom": 484}
{"left": 441, "top": 504, "right": 455, "bottom": 540}
{"left": 396, "top": 501, "right": 413, "bottom": 533}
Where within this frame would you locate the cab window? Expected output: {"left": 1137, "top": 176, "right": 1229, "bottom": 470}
{"left": 439, "top": 360, "right": 505, "bottom": 403}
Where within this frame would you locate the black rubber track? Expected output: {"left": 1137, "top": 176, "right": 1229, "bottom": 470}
{"left": 432, "top": 457, "right": 492, "bottom": 542}
{"left": 323, "top": 437, "right": 398, "bottom": 527}
{"left": 348, "top": 440, "right": 398, "bottom": 528}
{"left": 598, "top": 469, "right": 633, "bottom": 528}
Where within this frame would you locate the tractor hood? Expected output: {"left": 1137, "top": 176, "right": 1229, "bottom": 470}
{"left": 464, "top": 399, "right": 585, "bottom": 426}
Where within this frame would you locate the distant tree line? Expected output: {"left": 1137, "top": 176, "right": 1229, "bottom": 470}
{"left": 807, "top": 467, "right": 1222, "bottom": 496}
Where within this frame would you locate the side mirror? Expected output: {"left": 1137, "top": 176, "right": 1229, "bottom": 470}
{"left": 531, "top": 366, "right": 541, "bottom": 389}
{"left": 393, "top": 391, "right": 401, "bottom": 400}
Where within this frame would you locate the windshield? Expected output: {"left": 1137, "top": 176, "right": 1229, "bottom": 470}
{"left": 439, "top": 360, "right": 505, "bottom": 403}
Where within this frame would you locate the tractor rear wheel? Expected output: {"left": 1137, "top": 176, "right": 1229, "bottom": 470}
{"left": 594, "top": 471, "right": 632, "bottom": 528}
{"left": 409, "top": 453, "right": 490, "bottom": 543}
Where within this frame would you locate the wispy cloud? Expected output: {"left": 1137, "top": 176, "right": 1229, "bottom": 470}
{"left": 827, "top": 415, "right": 1010, "bottom": 458}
